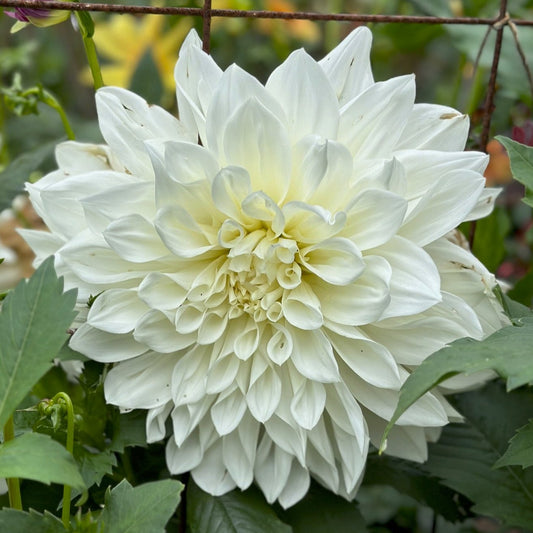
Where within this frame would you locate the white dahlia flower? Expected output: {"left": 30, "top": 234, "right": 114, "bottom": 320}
{"left": 21, "top": 28, "right": 509, "bottom": 507}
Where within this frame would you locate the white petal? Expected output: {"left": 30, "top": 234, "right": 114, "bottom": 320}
{"left": 96, "top": 87, "right": 190, "bottom": 176}
{"left": 339, "top": 75, "right": 415, "bottom": 159}
{"left": 319, "top": 27, "right": 374, "bottom": 105}
{"left": 146, "top": 403, "right": 172, "bottom": 443}
{"left": 103, "top": 214, "right": 170, "bottom": 262}
{"left": 171, "top": 345, "right": 211, "bottom": 407}
{"left": 464, "top": 187, "right": 502, "bottom": 221}
{"left": 210, "top": 386, "right": 247, "bottom": 435}
{"left": 282, "top": 282, "right": 323, "bottom": 330}
{"left": 192, "top": 441, "right": 237, "bottom": 496}
{"left": 155, "top": 205, "right": 215, "bottom": 258}
{"left": 395, "top": 103, "right": 469, "bottom": 151}
{"left": 266, "top": 323, "right": 293, "bottom": 366}
{"left": 138, "top": 272, "right": 187, "bottom": 311}
{"left": 206, "top": 354, "right": 241, "bottom": 395}
{"left": 290, "top": 379, "right": 326, "bottom": 430}
{"left": 206, "top": 64, "right": 285, "bottom": 157}
{"left": 242, "top": 191, "right": 285, "bottom": 236}
{"left": 222, "top": 426, "right": 256, "bottom": 490}
{"left": 70, "top": 323, "right": 146, "bottom": 362}
{"left": 104, "top": 352, "right": 175, "bottom": 409}
{"left": 299, "top": 237, "right": 364, "bottom": 285}
{"left": 278, "top": 461, "right": 310, "bottom": 509}
{"left": 166, "top": 428, "right": 204, "bottom": 473}
{"left": 331, "top": 421, "right": 367, "bottom": 493}
{"left": 175, "top": 29, "right": 223, "bottom": 144}
{"left": 247, "top": 362, "right": 282, "bottom": 423}
{"left": 87, "top": 289, "right": 149, "bottom": 334}
{"left": 211, "top": 166, "right": 252, "bottom": 222}
{"left": 221, "top": 97, "right": 291, "bottom": 203}
{"left": 266, "top": 49, "right": 339, "bottom": 142}
{"left": 18, "top": 229, "right": 64, "bottom": 259}
{"left": 327, "top": 328, "right": 401, "bottom": 388}
{"left": 264, "top": 415, "right": 307, "bottom": 466}
{"left": 375, "top": 236, "right": 441, "bottom": 319}
{"left": 283, "top": 202, "right": 345, "bottom": 244}
{"left": 290, "top": 327, "right": 340, "bottom": 383}
{"left": 55, "top": 141, "right": 122, "bottom": 173}
{"left": 313, "top": 255, "right": 391, "bottom": 326}
{"left": 342, "top": 189, "right": 408, "bottom": 251}
{"left": 234, "top": 319, "right": 260, "bottom": 360}
{"left": 400, "top": 169, "right": 485, "bottom": 246}
{"left": 134, "top": 309, "right": 195, "bottom": 353}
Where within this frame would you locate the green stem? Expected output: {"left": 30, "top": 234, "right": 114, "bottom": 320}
{"left": 51, "top": 393, "right": 75, "bottom": 529}
{"left": 43, "top": 93, "right": 75, "bottom": 140}
{"left": 81, "top": 35, "right": 104, "bottom": 90}
{"left": 3, "top": 416, "right": 22, "bottom": 510}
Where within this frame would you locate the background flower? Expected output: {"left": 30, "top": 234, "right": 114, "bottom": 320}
{"left": 22, "top": 27, "right": 509, "bottom": 507}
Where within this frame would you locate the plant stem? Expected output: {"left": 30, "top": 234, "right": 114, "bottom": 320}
{"left": 3, "top": 416, "right": 22, "bottom": 510}
{"left": 51, "top": 392, "right": 75, "bottom": 529}
{"left": 81, "top": 35, "right": 104, "bottom": 90}
{"left": 41, "top": 91, "right": 75, "bottom": 140}
{"left": 74, "top": 10, "right": 104, "bottom": 90}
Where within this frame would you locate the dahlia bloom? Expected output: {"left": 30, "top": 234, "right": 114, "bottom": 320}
{"left": 21, "top": 28, "right": 509, "bottom": 507}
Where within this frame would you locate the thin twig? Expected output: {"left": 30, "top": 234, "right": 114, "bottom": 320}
{"left": 202, "top": 0, "right": 212, "bottom": 53}
{"left": 507, "top": 17, "right": 533, "bottom": 102}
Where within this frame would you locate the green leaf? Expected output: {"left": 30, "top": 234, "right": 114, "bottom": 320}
{"left": 0, "top": 509, "right": 65, "bottom": 533}
{"left": 424, "top": 383, "right": 533, "bottom": 529}
{"left": 496, "top": 136, "right": 533, "bottom": 206}
{"left": 363, "top": 454, "right": 468, "bottom": 522}
{"left": 0, "top": 139, "right": 57, "bottom": 212}
{"left": 381, "top": 317, "right": 533, "bottom": 447}
{"left": 0, "top": 432, "right": 85, "bottom": 491}
{"left": 0, "top": 256, "right": 77, "bottom": 429}
{"left": 77, "top": 448, "right": 117, "bottom": 490}
{"left": 187, "top": 480, "right": 292, "bottom": 533}
{"left": 495, "top": 419, "right": 533, "bottom": 469}
{"left": 99, "top": 478, "right": 183, "bottom": 533}
{"left": 280, "top": 482, "right": 367, "bottom": 533}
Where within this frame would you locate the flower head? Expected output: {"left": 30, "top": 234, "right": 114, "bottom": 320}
{"left": 5, "top": 0, "right": 70, "bottom": 33}
{"left": 22, "top": 28, "right": 509, "bottom": 507}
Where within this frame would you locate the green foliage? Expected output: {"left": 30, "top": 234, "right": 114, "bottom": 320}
{"left": 0, "top": 139, "right": 58, "bottom": 212}
{"left": 495, "top": 419, "right": 533, "bottom": 469}
{"left": 0, "top": 432, "right": 85, "bottom": 491}
{"left": 0, "top": 509, "right": 65, "bottom": 533}
{"left": 99, "top": 479, "right": 183, "bottom": 533}
{"left": 280, "top": 482, "right": 368, "bottom": 533}
{"left": 130, "top": 50, "right": 163, "bottom": 104}
{"left": 0, "top": 256, "right": 77, "bottom": 429}
{"left": 424, "top": 383, "right": 533, "bottom": 529}
{"left": 364, "top": 454, "right": 468, "bottom": 523}
{"left": 187, "top": 481, "right": 292, "bottom": 533}
{"left": 382, "top": 317, "right": 533, "bottom": 444}
{"left": 497, "top": 136, "right": 533, "bottom": 207}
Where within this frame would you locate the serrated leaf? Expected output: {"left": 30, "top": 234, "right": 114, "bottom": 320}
{"left": 99, "top": 478, "right": 183, "bottom": 533}
{"left": 381, "top": 317, "right": 533, "bottom": 447}
{"left": 187, "top": 480, "right": 292, "bottom": 533}
{"left": 0, "top": 256, "right": 77, "bottom": 429}
{"left": 363, "top": 454, "right": 467, "bottom": 522}
{"left": 77, "top": 448, "right": 117, "bottom": 490}
{"left": 0, "top": 139, "right": 57, "bottom": 211}
{"left": 424, "top": 383, "right": 533, "bottom": 529}
{"left": 495, "top": 419, "right": 533, "bottom": 469}
{"left": 496, "top": 136, "right": 533, "bottom": 203}
{"left": 0, "top": 508, "right": 65, "bottom": 533}
{"left": 0, "top": 432, "right": 85, "bottom": 491}
{"left": 281, "top": 481, "right": 367, "bottom": 532}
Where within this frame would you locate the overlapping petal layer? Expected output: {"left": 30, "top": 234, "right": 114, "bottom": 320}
{"left": 22, "top": 27, "right": 509, "bottom": 507}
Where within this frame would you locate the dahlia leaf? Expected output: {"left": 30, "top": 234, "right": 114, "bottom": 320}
{"left": 187, "top": 481, "right": 292, "bottom": 533}
{"left": 98, "top": 478, "right": 183, "bottom": 533}
{"left": 496, "top": 136, "right": 533, "bottom": 207}
{"left": 494, "top": 419, "right": 533, "bottom": 469}
{"left": 0, "top": 509, "right": 65, "bottom": 533}
{"left": 0, "top": 432, "right": 85, "bottom": 491}
{"left": 0, "top": 139, "right": 57, "bottom": 211}
{"left": 381, "top": 317, "right": 533, "bottom": 447}
{"left": 0, "top": 256, "right": 77, "bottom": 430}
{"left": 364, "top": 454, "right": 468, "bottom": 522}
{"left": 280, "top": 482, "right": 368, "bottom": 532}
{"left": 424, "top": 383, "right": 533, "bottom": 528}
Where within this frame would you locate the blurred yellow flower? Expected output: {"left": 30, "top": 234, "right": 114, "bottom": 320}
{"left": 82, "top": 14, "right": 191, "bottom": 92}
